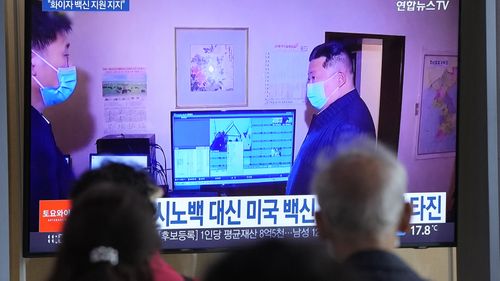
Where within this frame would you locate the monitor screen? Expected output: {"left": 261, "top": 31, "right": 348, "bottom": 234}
{"left": 24, "top": 0, "right": 459, "bottom": 255}
{"left": 171, "top": 110, "right": 295, "bottom": 195}
{"left": 89, "top": 154, "right": 149, "bottom": 171}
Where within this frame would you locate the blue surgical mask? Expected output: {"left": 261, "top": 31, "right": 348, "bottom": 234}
{"left": 31, "top": 50, "right": 77, "bottom": 107}
{"left": 306, "top": 74, "right": 338, "bottom": 110}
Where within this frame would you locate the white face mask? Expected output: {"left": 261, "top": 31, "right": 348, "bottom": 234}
{"left": 306, "top": 73, "right": 339, "bottom": 110}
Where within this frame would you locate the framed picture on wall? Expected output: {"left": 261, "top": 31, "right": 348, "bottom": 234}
{"left": 175, "top": 28, "right": 248, "bottom": 108}
{"left": 416, "top": 54, "right": 458, "bottom": 158}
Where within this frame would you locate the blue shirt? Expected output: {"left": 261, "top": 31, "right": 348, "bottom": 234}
{"left": 286, "top": 89, "right": 376, "bottom": 195}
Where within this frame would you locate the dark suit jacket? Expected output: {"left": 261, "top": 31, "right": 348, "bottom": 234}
{"left": 286, "top": 89, "right": 376, "bottom": 195}
{"left": 344, "top": 250, "right": 426, "bottom": 281}
{"left": 30, "top": 106, "right": 74, "bottom": 231}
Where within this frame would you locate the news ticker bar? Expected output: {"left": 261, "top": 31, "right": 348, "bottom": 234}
{"left": 30, "top": 222, "right": 455, "bottom": 253}
{"left": 43, "top": 0, "right": 129, "bottom": 12}
{"left": 39, "top": 192, "right": 446, "bottom": 232}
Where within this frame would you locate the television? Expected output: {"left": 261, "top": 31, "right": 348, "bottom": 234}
{"left": 24, "top": 0, "right": 460, "bottom": 255}
{"left": 170, "top": 109, "right": 296, "bottom": 196}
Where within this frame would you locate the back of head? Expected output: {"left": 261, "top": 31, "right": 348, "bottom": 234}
{"left": 309, "top": 41, "right": 353, "bottom": 77}
{"left": 313, "top": 139, "right": 407, "bottom": 242}
{"left": 48, "top": 183, "right": 159, "bottom": 281}
{"left": 31, "top": 0, "right": 72, "bottom": 51}
{"left": 203, "top": 239, "right": 353, "bottom": 281}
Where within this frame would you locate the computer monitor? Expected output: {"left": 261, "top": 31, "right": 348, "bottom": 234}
{"left": 89, "top": 153, "right": 149, "bottom": 171}
{"left": 171, "top": 109, "right": 296, "bottom": 195}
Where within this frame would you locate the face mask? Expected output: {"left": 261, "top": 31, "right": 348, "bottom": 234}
{"left": 31, "top": 50, "right": 77, "bottom": 107}
{"left": 306, "top": 73, "right": 339, "bottom": 111}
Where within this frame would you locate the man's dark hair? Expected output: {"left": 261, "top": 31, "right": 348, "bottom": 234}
{"left": 31, "top": 0, "right": 72, "bottom": 50}
{"left": 309, "top": 41, "right": 353, "bottom": 73}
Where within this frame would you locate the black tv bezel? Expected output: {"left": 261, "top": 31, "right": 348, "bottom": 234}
{"left": 23, "top": 0, "right": 34, "bottom": 258}
{"left": 22, "top": 2, "right": 459, "bottom": 257}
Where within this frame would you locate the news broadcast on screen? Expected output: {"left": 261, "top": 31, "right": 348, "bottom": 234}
{"left": 24, "top": 0, "right": 458, "bottom": 255}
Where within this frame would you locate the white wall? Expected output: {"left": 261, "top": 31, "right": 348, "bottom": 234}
{"left": 360, "top": 39, "right": 383, "bottom": 134}
{"left": 44, "top": 0, "right": 459, "bottom": 194}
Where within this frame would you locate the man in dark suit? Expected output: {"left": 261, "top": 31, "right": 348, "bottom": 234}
{"left": 29, "top": 0, "right": 76, "bottom": 232}
{"left": 286, "top": 41, "right": 375, "bottom": 195}
{"left": 313, "top": 139, "right": 425, "bottom": 281}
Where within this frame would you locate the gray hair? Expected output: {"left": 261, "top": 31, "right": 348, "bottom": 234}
{"left": 313, "top": 139, "right": 407, "bottom": 240}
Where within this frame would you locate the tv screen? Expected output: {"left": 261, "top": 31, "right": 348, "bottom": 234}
{"left": 170, "top": 109, "right": 295, "bottom": 196}
{"left": 24, "top": 0, "right": 459, "bottom": 255}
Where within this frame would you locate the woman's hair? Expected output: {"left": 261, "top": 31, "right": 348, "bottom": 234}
{"left": 48, "top": 183, "right": 160, "bottom": 281}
